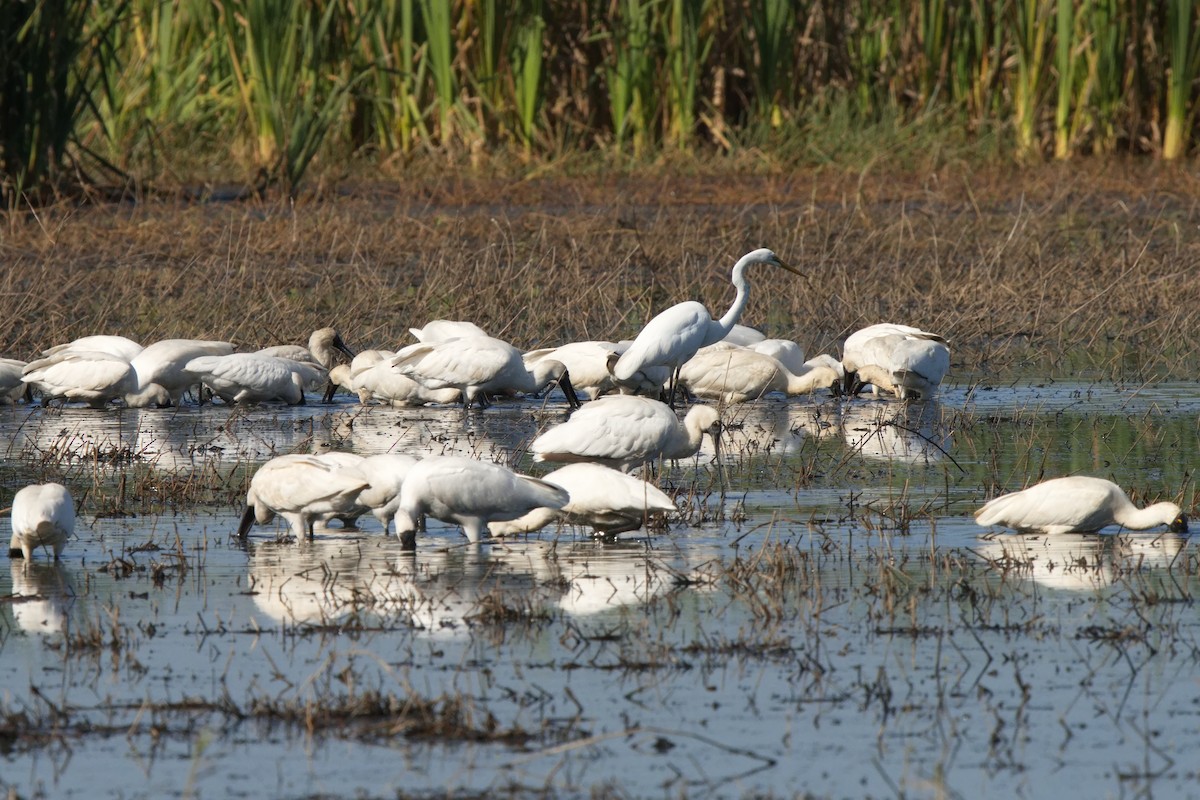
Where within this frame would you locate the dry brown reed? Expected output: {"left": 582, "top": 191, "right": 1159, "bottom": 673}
{"left": 2, "top": 165, "right": 1198, "bottom": 382}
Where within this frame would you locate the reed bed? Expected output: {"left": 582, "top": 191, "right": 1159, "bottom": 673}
{"left": 1, "top": 166, "right": 1198, "bottom": 382}
{"left": 4, "top": 0, "right": 1200, "bottom": 204}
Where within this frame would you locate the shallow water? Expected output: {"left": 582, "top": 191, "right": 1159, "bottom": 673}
{"left": 2, "top": 380, "right": 1198, "bottom": 799}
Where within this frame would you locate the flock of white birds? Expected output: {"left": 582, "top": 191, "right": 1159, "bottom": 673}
{"left": 4, "top": 248, "right": 1188, "bottom": 563}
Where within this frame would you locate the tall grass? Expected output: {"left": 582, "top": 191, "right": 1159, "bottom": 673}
{"left": 5, "top": 0, "right": 1200, "bottom": 200}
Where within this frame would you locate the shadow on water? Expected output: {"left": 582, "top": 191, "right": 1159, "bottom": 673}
{"left": 1, "top": 381, "right": 1198, "bottom": 798}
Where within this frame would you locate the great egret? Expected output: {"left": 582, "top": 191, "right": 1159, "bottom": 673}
{"left": 974, "top": 476, "right": 1188, "bottom": 535}
{"left": 8, "top": 483, "right": 74, "bottom": 562}
{"left": 236, "top": 454, "right": 371, "bottom": 539}
{"left": 392, "top": 335, "right": 579, "bottom": 409}
{"left": 489, "top": 463, "right": 677, "bottom": 538}
{"left": 392, "top": 455, "right": 569, "bottom": 548}
{"left": 611, "top": 249, "right": 802, "bottom": 403}
{"left": 678, "top": 348, "right": 840, "bottom": 404}
{"left": 186, "top": 353, "right": 322, "bottom": 405}
{"left": 841, "top": 323, "right": 946, "bottom": 397}
{"left": 531, "top": 395, "right": 721, "bottom": 473}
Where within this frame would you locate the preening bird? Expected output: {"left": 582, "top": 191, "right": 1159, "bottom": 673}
{"left": 974, "top": 476, "right": 1188, "bottom": 535}
{"left": 236, "top": 454, "right": 371, "bottom": 539}
{"left": 489, "top": 463, "right": 677, "bottom": 538}
{"left": 392, "top": 335, "right": 579, "bottom": 409}
{"left": 8, "top": 483, "right": 75, "bottom": 562}
{"left": 677, "top": 347, "right": 840, "bottom": 405}
{"left": 611, "top": 249, "right": 802, "bottom": 403}
{"left": 531, "top": 395, "right": 721, "bottom": 473}
{"left": 392, "top": 455, "right": 570, "bottom": 548}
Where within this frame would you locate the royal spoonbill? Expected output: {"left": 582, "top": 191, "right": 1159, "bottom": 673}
{"left": 392, "top": 336, "right": 579, "bottom": 409}
{"left": 186, "top": 353, "right": 323, "bottom": 405}
{"left": 392, "top": 455, "right": 569, "bottom": 548}
{"left": 236, "top": 454, "right": 371, "bottom": 539}
{"left": 8, "top": 483, "right": 74, "bottom": 562}
{"left": 42, "top": 334, "right": 144, "bottom": 361}
{"left": 610, "top": 249, "right": 801, "bottom": 403}
{"left": 841, "top": 323, "right": 946, "bottom": 397}
{"left": 21, "top": 350, "right": 168, "bottom": 408}
{"left": 531, "top": 395, "right": 721, "bottom": 473}
{"left": 489, "top": 463, "right": 677, "bottom": 538}
{"left": 974, "top": 476, "right": 1188, "bottom": 535}
{"left": 258, "top": 328, "right": 356, "bottom": 402}
{"left": 678, "top": 348, "right": 840, "bottom": 404}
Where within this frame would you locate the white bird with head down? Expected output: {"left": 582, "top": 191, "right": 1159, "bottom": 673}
{"left": 392, "top": 456, "right": 570, "bottom": 548}
{"left": 409, "top": 319, "right": 489, "bottom": 343}
{"left": 678, "top": 348, "right": 840, "bottom": 405}
{"left": 489, "top": 463, "right": 677, "bottom": 538}
{"left": 531, "top": 395, "right": 721, "bottom": 473}
{"left": 236, "top": 454, "right": 371, "bottom": 539}
{"left": 974, "top": 476, "right": 1188, "bottom": 535}
{"left": 611, "top": 249, "right": 802, "bottom": 403}
{"left": 8, "top": 483, "right": 74, "bottom": 562}
{"left": 841, "top": 323, "right": 947, "bottom": 398}
{"left": 257, "top": 328, "right": 357, "bottom": 402}
{"left": 392, "top": 335, "right": 579, "bottom": 409}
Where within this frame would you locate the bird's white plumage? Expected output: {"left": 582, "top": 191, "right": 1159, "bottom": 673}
{"left": 842, "top": 323, "right": 948, "bottom": 399}
{"left": 409, "top": 320, "right": 489, "bottom": 343}
{"left": 8, "top": 483, "right": 74, "bottom": 562}
{"left": 393, "top": 336, "right": 575, "bottom": 407}
{"left": 531, "top": 395, "right": 721, "bottom": 472}
{"left": 974, "top": 476, "right": 1187, "bottom": 535}
{"left": 489, "top": 463, "right": 677, "bottom": 536}
{"left": 237, "top": 454, "right": 371, "bottom": 538}
{"left": 393, "top": 455, "right": 569, "bottom": 545}
{"left": 186, "top": 353, "right": 318, "bottom": 405}
{"left": 612, "top": 249, "right": 799, "bottom": 385}
{"left": 21, "top": 350, "right": 143, "bottom": 407}
{"left": 745, "top": 339, "right": 807, "bottom": 373}
{"left": 0, "top": 358, "right": 29, "bottom": 402}
{"left": 678, "top": 347, "right": 839, "bottom": 404}
{"left": 525, "top": 341, "right": 623, "bottom": 400}
{"left": 43, "top": 334, "right": 143, "bottom": 361}
{"left": 128, "top": 338, "right": 235, "bottom": 404}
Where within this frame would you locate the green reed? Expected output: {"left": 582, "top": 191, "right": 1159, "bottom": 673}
{"left": 1163, "top": 0, "right": 1200, "bottom": 159}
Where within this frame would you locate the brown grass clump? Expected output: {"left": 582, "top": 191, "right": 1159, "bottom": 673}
{"left": 2, "top": 163, "right": 1198, "bottom": 380}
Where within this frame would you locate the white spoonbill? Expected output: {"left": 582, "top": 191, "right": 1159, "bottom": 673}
{"left": 409, "top": 319, "right": 489, "bottom": 343}
{"left": 841, "top": 323, "right": 945, "bottom": 396}
{"left": 746, "top": 338, "right": 807, "bottom": 374}
{"left": 236, "top": 454, "right": 371, "bottom": 539}
{"left": 332, "top": 352, "right": 460, "bottom": 406}
{"left": 531, "top": 395, "right": 721, "bottom": 473}
{"left": 21, "top": 350, "right": 168, "bottom": 408}
{"left": 186, "top": 353, "right": 323, "bottom": 405}
{"left": 392, "top": 455, "right": 569, "bottom": 548}
{"left": 489, "top": 463, "right": 677, "bottom": 538}
{"left": 678, "top": 348, "right": 840, "bottom": 405}
{"left": 611, "top": 249, "right": 802, "bottom": 402}
{"left": 720, "top": 324, "right": 767, "bottom": 346}
{"left": 43, "top": 334, "right": 143, "bottom": 361}
{"left": 850, "top": 334, "right": 950, "bottom": 400}
{"left": 392, "top": 336, "right": 579, "bottom": 409}
{"left": 126, "top": 338, "right": 236, "bottom": 405}
{"left": 974, "top": 476, "right": 1188, "bottom": 535}
{"left": 8, "top": 483, "right": 74, "bottom": 562}
{"left": 258, "top": 328, "right": 357, "bottom": 402}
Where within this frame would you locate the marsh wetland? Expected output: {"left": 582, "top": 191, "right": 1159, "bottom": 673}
{"left": 3, "top": 170, "right": 1200, "bottom": 798}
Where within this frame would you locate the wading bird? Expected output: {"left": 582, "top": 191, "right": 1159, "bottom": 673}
{"left": 392, "top": 456, "right": 569, "bottom": 548}
{"left": 531, "top": 395, "right": 721, "bottom": 473}
{"left": 974, "top": 476, "right": 1188, "bottom": 535}
{"left": 236, "top": 454, "right": 371, "bottom": 539}
{"left": 678, "top": 348, "right": 840, "bottom": 405}
{"left": 186, "top": 353, "right": 323, "bottom": 405}
{"left": 409, "top": 319, "right": 489, "bottom": 343}
{"left": 392, "top": 336, "right": 579, "bottom": 409}
{"left": 841, "top": 323, "right": 947, "bottom": 398}
{"left": 610, "top": 249, "right": 802, "bottom": 404}
{"left": 8, "top": 483, "right": 74, "bottom": 562}
{"left": 489, "top": 463, "right": 677, "bottom": 538}
{"left": 258, "top": 328, "right": 357, "bottom": 402}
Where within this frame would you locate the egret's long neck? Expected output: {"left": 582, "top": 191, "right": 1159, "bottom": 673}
{"left": 1115, "top": 502, "right": 1179, "bottom": 531}
{"left": 714, "top": 261, "right": 750, "bottom": 341}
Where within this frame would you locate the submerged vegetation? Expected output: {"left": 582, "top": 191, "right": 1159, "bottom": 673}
{"left": 3, "top": 0, "right": 1200, "bottom": 203}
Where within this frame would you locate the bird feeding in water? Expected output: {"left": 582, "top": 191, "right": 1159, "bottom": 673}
{"left": 610, "top": 248, "right": 802, "bottom": 405}
{"left": 973, "top": 476, "right": 1188, "bottom": 535}
{"left": 530, "top": 395, "right": 721, "bottom": 473}
{"left": 8, "top": 483, "right": 75, "bottom": 563}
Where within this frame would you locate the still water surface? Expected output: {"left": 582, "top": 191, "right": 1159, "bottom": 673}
{"left": 2, "top": 379, "right": 1198, "bottom": 798}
